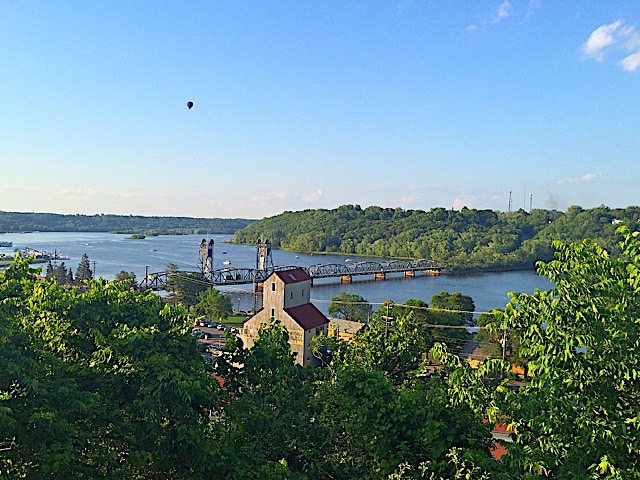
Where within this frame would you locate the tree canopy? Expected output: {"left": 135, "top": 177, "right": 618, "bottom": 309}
{"left": 2, "top": 227, "right": 639, "bottom": 478}
{"left": 0, "top": 211, "right": 253, "bottom": 235}
{"left": 231, "top": 204, "right": 640, "bottom": 272}
{"left": 434, "top": 227, "right": 640, "bottom": 478}
{"left": 192, "top": 287, "right": 233, "bottom": 321}
{"left": 327, "top": 292, "right": 372, "bottom": 323}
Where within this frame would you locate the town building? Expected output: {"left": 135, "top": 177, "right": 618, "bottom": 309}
{"left": 241, "top": 267, "right": 329, "bottom": 367}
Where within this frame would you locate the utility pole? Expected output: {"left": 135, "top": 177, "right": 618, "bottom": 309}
{"left": 508, "top": 191, "right": 512, "bottom": 213}
{"left": 145, "top": 266, "right": 149, "bottom": 290}
{"left": 530, "top": 194, "right": 533, "bottom": 212}
{"left": 92, "top": 261, "right": 97, "bottom": 279}
{"left": 382, "top": 302, "right": 393, "bottom": 338}
{"left": 501, "top": 330, "right": 507, "bottom": 360}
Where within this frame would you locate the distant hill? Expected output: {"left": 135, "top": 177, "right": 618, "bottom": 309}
{"left": 0, "top": 212, "right": 254, "bottom": 235}
{"left": 230, "top": 204, "right": 640, "bottom": 272}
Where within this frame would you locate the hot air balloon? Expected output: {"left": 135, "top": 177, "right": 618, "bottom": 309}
{"left": 187, "top": 101, "right": 194, "bottom": 110}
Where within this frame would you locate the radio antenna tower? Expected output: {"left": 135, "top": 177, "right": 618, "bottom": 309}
{"left": 508, "top": 191, "right": 512, "bottom": 213}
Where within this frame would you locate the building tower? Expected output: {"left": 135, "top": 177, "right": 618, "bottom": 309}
{"left": 256, "top": 239, "right": 273, "bottom": 273}
{"left": 199, "top": 239, "right": 214, "bottom": 277}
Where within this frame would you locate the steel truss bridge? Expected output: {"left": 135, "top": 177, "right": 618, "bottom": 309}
{"left": 139, "top": 259, "right": 443, "bottom": 292}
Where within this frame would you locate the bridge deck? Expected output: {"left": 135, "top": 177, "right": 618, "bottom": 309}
{"left": 139, "top": 259, "right": 443, "bottom": 291}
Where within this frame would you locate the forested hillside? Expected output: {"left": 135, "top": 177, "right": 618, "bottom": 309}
{"left": 0, "top": 211, "right": 253, "bottom": 235}
{"left": 231, "top": 204, "right": 640, "bottom": 271}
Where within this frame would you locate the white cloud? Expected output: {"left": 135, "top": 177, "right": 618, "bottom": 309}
{"left": 452, "top": 195, "right": 475, "bottom": 210}
{"left": 582, "top": 20, "right": 640, "bottom": 71}
{"left": 303, "top": 189, "right": 323, "bottom": 203}
{"left": 582, "top": 20, "right": 623, "bottom": 60}
{"left": 254, "top": 191, "right": 289, "bottom": 203}
{"left": 524, "top": 0, "right": 541, "bottom": 22}
{"left": 557, "top": 172, "right": 602, "bottom": 185}
{"left": 621, "top": 50, "right": 640, "bottom": 71}
{"left": 493, "top": 0, "right": 513, "bottom": 24}
{"left": 465, "top": 24, "right": 478, "bottom": 33}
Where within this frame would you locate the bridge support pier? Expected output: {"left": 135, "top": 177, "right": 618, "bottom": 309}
{"left": 340, "top": 275, "right": 352, "bottom": 284}
{"left": 374, "top": 272, "right": 386, "bottom": 281}
{"left": 404, "top": 270, "right": 415, "bottom": 278}
{"left": 254, "top": 282, "right": 264, "bottom": 293}
{"left": 425, "top": 269, "right": 441, "bottom": 276}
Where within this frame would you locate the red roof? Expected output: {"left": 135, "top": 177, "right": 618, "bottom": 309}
{"left": 285, "top": 303, "right": 329, "bottom": 331}
{"left": 274, "top": 268, "right": 311, "bottom": 284}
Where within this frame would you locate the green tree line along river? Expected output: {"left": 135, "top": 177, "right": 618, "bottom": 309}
{"left": 0, "top": 211, "right": 253, "bottom": 236}
{"left": 231, "top": 204, "right": 640, "bottom": 272}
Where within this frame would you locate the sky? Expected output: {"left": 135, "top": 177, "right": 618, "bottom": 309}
{"left": 1, "top": 1, "right": 639, "bottom": 219}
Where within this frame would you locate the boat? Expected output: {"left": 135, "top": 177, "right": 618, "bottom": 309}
{"left": 0, "top": 241, "right": 12, "bottom": 247}
{"left": 223, "top": 260, "right": 231, "bottom": 265}
{"left": 16, "top": 248, "right": 71, "bottom": 263}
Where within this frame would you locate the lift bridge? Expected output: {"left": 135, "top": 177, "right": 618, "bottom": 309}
{"left": 139, "top": 239, "right": 443, "bottom": 292}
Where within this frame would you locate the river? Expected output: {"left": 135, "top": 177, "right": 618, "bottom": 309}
{"left": 0, "top": 232, "right": 552, "bottom": 315}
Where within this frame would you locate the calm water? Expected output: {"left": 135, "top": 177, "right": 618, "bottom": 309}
{"left": 0, "top": 232, "right": 552, "bottom": 315}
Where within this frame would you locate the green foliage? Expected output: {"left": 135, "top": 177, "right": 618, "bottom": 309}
{"left": 164, "top": 265, "right": 209, "bottom": 306}
{"left": 5, "top": 228, "right": 639, "bottom": 478}
{"left": 0, "top": 211, "right": 253, "bottom": 235}
{"left": 0, "top": 257, "right": 217, "bottom": 478}
{"left": 75, "top": 253, "right": 93, "bottom": 281}
{"left": 114, "top": 270, "right": 136, "bottom": 282}
{"left": 192, "top": 287, "right": 233, "bottom": 321}
{"left": 231, "top": 204, "right": 640, "bottom": 272}
{"left": 342, "top": 301, "right": 429, "bottom": 384}
{"left": 213, "top": 323, "right": 319, "bottom": 479}
{"left": 428, "top": 292, "right": 473, "bottom": 353}
{"left": 313, "top": 306, "right": 496, "bottom": 479}
{"left": 435, "top": 227, "right": 640, "bottom": 479}
{"left": 327, "top": 292, "right": 372, "bottom": 323}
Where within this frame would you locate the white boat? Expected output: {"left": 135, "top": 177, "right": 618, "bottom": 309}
{"left": 223, "top": 260, "right": 231, "bottom": 265}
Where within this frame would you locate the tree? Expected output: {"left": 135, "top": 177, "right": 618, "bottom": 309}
{"left": 75, "top": 253, "right": 92, "bottom": 281}
{"left": 342, "top": 300, "right": 428, "bottom": 385}
{"left": 114, "top": 270, "right": 137, "bottom": 289}
{"left": 428, "top": 291, "right": 473, "bottom": 353}
{"left": 313, "top": 308, "right": 496, "bottom": 479}
{"left": 45, "top": 260, "right": 54, "bottom": 280}
{"left": 434, "top": 227, "right": 640, "bottom": 478}
{"left": 193, "top": 288, "right": 233, "bottom": 321}
{"left": 213, "top": 322, "right": 320, "bottom": 478}
{"left": 327, "top": 292, "right": 372, "bottom": 323}
{"left": 54, "top": 262, "right": 68, "bottom": 284}
{"left": 164, "top": 264, "right": 208, "bottom": 306}
{"left": 496, "top": 229, "right": 640, "bottom": 478}
{"left": 0, "top": 256, "right": 218, "bottom": 478}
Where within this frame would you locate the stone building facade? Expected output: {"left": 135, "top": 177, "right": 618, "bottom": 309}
{"left": 241, "top": 267, "right": 329, "bottom": 367}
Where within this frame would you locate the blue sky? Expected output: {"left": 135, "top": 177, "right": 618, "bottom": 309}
{"left": 1, "top": 1, "right": 639, "bottom": 219}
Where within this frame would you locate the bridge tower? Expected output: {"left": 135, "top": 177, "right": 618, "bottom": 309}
{"left": 198, "top": 239, "right": 214, "bottom": 278}
{"left": 256, "top": 239, "right": 273, "bottom": 273}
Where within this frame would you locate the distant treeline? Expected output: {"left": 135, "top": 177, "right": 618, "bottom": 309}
{"left": 230, "top": 204, "right": 640, "bottom": 272}
{"left": 0, "top": 212, "right": 254, "bottom": 235}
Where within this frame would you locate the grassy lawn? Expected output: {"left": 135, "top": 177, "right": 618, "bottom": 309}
{"left": 224, "top": 315, "right": 249, "bottom": 327}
